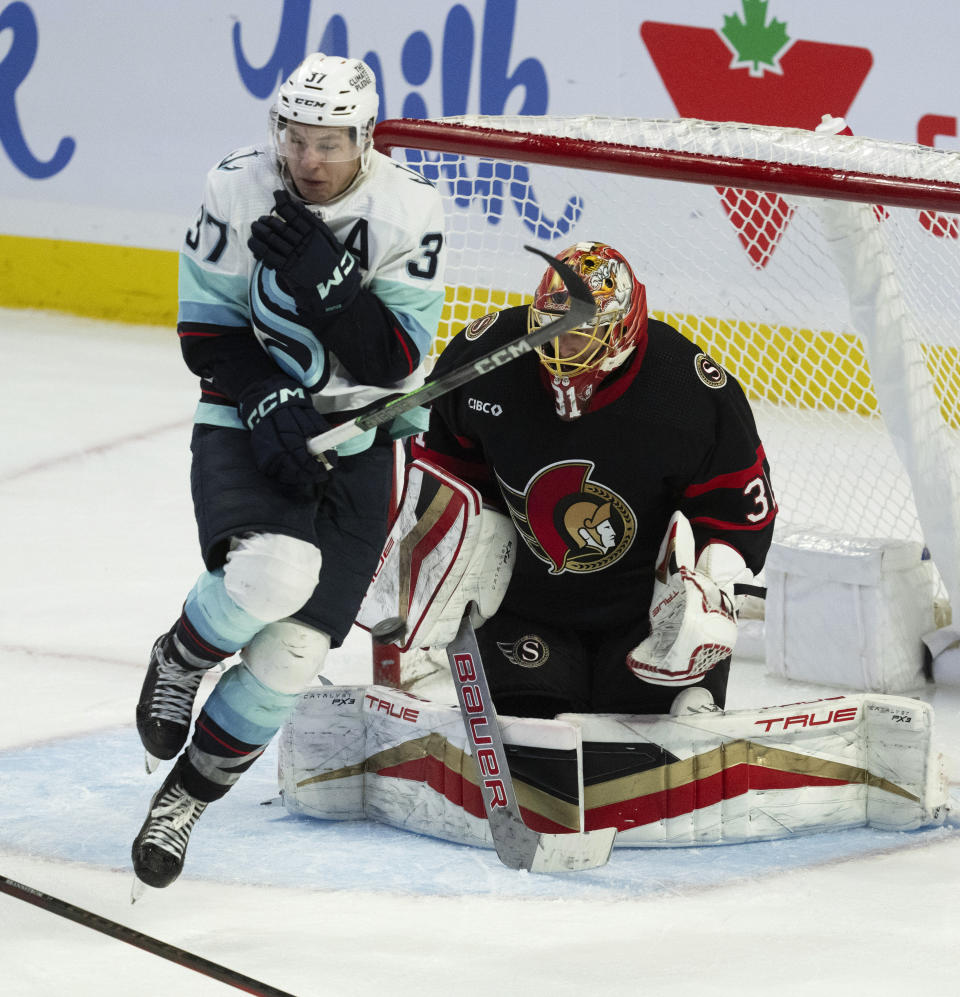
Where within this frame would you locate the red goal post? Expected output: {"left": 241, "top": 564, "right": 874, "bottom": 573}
{"left": 375, "top": 118, "right": 960, "bottom": 210}
{"left": 370, "top": 114, "right": 960, "bottom": 688}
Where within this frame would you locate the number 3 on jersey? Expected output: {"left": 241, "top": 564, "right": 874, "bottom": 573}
{"left": 407, "top": 232, "right": 444, "bottom": 279}
{"left": 744, "top": 470, "right": 774, "bottom": 523}
{"left": 340, "top": 220, "right": 443, "bottom": 280}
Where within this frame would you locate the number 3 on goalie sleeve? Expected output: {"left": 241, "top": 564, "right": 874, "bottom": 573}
{"left": 627, "top": 510, "right": 743, "bottom": 686}
{"left": 356, "top": 459, "right": 516, "bottom": 651}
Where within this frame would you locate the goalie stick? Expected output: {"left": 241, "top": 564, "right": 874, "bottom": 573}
{"left": 446, "top": 611, "right": 617, "bottom": 872}
{"left": 306, "top": 244, "right": 597, "bottom": 459}
{"left": 0, "top": 873, "right": 295, "bottom": 996}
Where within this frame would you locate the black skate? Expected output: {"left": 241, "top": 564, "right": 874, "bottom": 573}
{"left": 131, "top": 759, "right": 207, "bottom": 891}
{"left": 136, "top": 633, "right": 206, "bottom": 771}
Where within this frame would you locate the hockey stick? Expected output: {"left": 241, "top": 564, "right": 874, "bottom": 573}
{"left": 306, "top": 244, "right": 596, "bottom": 458}
{"left": 0, "top": 873, "right": 295, "bottom": 997}
{"left": 446, "top": 612, "right": 617, "bottom": 872}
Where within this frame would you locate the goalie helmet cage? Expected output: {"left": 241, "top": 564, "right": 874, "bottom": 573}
{"left": 371, "top": 114, "right": 960, "bottom": 689}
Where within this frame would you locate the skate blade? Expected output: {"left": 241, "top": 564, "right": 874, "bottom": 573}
{"left": 130, "top": 876, "right": 150, "bottom": 904}
{"left": 144, "top": 751, "right": 161, "bottom": 775}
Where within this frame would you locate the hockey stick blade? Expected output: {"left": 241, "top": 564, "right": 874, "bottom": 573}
{"left": 0, "top": 873, "right": 296, "bottom": 996}
{"left": 306, "top": 245, "right": 597, "bottom": 457}
{"left": 447, "top": 612, "right": 616, "bottom": 873}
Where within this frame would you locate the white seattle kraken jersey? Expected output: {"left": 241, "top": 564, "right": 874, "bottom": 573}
{"left": 178, "top": 145, "right": 446, "bottom": 433}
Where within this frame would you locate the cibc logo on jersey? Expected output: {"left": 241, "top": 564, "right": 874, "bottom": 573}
{"left": 468, "top": 397, "right": 503, "bottom": 416}
{"left": 497, "top": 460, "right": 636, "bottom": 575}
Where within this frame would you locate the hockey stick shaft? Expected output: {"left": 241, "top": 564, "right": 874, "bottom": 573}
{"left": 447, "top": 612, "right": 540, "bottom": 869}
{"left": 446, "top": 613, "right": 616, "bottom": 872}
{"left": 306, "top": 244, "right": 596, "bottom": 456}
{"left": 0, "top": 874, "right": 295, "bottom": 997}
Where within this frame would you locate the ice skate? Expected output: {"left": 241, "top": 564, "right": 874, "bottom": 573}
{"left": 669, "top": 686, "right": 720, "bottom": 716}
{"left": 136, "top": 633, "right": 206, "bottom": 771}
{"left": 131, "top": 759, "right": 207, "bottom": 891}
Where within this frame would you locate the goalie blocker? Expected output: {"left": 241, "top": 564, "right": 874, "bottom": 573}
{"left": 356, "top": 457, "right": 516, "bottom": 652}
{"left": 278, "top": 685, "right": 948, "bottom": 849}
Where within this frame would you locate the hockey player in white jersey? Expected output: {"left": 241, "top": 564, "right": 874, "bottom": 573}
{"left": 131, "top": 53, "right": 447, "bottom": 890}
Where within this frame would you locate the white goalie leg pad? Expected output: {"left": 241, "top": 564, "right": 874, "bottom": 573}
{"left": 361, "top": 688, "right": 493, "bottom": 848}
{"left": 279, "top": 689, "right": 947, "bottom": 849}
{"left": 627, "top": 510, "right": 740, "bottom": 687}
{"left": 560, "top": 693, "right": 948, "bottom": 846}
{"left": 278, "top": 685, "right": 585, "bottom": 847}
{"left": 241, "top": 620, "right": 331, "bottom": 694}
{"left": 357, "top": 458, "right": 515, "bottom": 650}
{"left": 278, "top": 686, "right": 368, "bottom": 820}
{"left": 223, "top": 532, "right": 323, "bottom": 622}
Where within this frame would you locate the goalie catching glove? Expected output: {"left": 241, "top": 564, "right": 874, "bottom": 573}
{"left": 627, "top": 511, "right": 749, "bottom": 687}
{"left": 248, "top": 188, "right": 361, "bottom": 320}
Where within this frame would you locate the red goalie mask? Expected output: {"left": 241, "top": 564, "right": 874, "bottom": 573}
{"left": 528, "top": 242, "right": 648, "bottom": 420}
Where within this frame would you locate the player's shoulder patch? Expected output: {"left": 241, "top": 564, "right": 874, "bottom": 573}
{"left": 204, "top": 144, "right": 276, "bottom": 215}
{"left": 463, "top": 311, "right": 500, "bottom": 341}
{"left": 693, "top": 352, "right": 728, "bottom": 389}
{"left": 214, "top": 146, "right": 265, "bottom": 173}
{"left": 388, "top": 158, "right": 440, "bottom": 191}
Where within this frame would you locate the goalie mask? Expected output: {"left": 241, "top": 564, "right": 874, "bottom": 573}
{"left": 271, "top": 53, "right": 379, "bottom": 198}
{"left": 528, "top": 242, "right": 648, "bottom": 420}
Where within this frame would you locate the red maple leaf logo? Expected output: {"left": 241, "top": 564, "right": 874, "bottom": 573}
{"left": 641, "top": 5, "right": 873, "bottom": 267}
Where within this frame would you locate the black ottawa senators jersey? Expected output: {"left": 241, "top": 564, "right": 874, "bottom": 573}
{"left": 412, "top": 305, "right": 776, "bottom": 631}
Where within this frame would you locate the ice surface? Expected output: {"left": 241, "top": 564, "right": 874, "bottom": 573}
{"left": 1, "top": 309, "right": 958, "bottom": 996}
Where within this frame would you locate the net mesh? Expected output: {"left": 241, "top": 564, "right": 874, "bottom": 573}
{"left": 374, "top": 115, "right": 960, "bottom": 683}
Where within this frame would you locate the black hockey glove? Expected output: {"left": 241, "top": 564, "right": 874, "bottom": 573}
{"left": 238, "top": 376, "right": 338, "bottom": 501}
{"left": 248, "top": 189, "right": 361, "bottom": 320}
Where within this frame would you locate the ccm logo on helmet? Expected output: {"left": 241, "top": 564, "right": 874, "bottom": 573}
{"left": 468, "top": 398, "right": 503, "bottom": 416}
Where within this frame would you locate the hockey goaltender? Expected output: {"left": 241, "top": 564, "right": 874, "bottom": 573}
{"left": 280, "top": 243, "right": 948, "bottom": 863}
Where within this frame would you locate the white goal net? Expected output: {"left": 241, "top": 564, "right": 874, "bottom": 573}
{"left": 372, "top": 114, "right": 960, "bottom": 687}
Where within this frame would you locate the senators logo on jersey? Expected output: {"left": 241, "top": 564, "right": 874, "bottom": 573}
{"left": 496, "top": 461, "right": 636, "bottom": 574}
{"left": 496, "top": 634, "right": 551, "bottom": 668}
{"left": 463, "top": 311, "right": 500, "bottom": 341}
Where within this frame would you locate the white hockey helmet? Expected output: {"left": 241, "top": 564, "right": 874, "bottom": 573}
{"left": 272, "top": 53, "right": 379, "bottom": 173}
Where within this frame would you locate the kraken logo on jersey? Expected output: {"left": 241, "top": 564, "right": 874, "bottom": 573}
{"left": 249, "top": 261, "right": 328, "bottom": 390}
{"left": 496, "top": 460, "right": 636, "bottom": 574}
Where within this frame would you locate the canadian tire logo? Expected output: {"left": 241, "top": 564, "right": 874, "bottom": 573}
{"left": 641, "top": 1, "right": 873, "bottom": 268}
